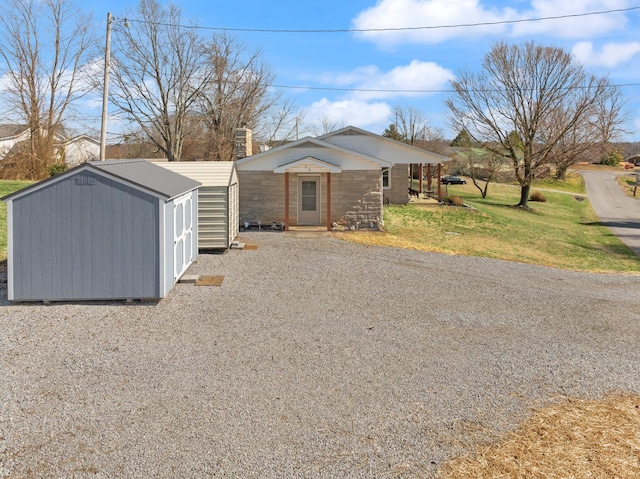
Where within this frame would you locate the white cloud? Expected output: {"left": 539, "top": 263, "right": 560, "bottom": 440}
{"left": 0, "top": 73, "right": 11, "bottom": 93}
{"left": 320, "top": 60, "right": 454, "bottom": 101}
{"left": 302, "top": 60, "right": 454, "bottom": 133}
{"left": 512, "top": 0, "right": 631, "bottom": 38}
{"left": 352, "top": 0, "right": 632, "bottom": 47}
{"left": 305, "top": 98, "right": 393, "bottom": 131}
{"left": 352, "top": 0, "right": 516, "bottom": 46}
{"left": 572, "top": 41, "right": 640, "bottom": 68}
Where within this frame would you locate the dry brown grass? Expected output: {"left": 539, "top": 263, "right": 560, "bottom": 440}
{"left": 438, "top": 393, "right": 640, "bottom": 479}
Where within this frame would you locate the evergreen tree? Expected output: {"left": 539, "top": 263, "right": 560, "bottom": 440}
{"left": 382, "top": 123, "right": 405, "bottom": 142}
{"left": 450, "top": 129, "right": 473, "bottom": 147}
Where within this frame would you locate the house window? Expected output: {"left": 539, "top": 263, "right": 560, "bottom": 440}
{"left": 382, "top": 168, "right": 390, "bottom": 189}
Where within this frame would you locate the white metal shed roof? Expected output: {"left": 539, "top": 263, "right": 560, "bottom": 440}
{"left": 153, "top": 161, "right": 238, "bottom": 187}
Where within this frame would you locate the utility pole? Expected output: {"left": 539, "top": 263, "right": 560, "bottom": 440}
{"left": 99, "top": 12, "right": 113, "bottom": 161}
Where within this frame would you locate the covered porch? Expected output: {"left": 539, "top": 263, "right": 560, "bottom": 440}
{"left": 275, "top": 157, "right": 341, "bottom": 231}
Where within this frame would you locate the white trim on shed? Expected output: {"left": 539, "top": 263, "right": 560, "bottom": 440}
{"left": 2, "top": 160, "right": 200, "bottom": 302}
{"left": 154, "top": 160, "right": 239, "bottom": 249}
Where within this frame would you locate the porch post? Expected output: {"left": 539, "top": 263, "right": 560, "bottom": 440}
{"left": 419, "top": 163, "right": 423, "bottom": 195}
{"left": 326, "top": 172, "right": 332, "bottom": 231}
{"left": 427, "top": 164, "right": 432, "bottom": 194}
{"left": 437, "top": 163, "right": 443, "bottom": 201}
{"left": 284, "top": 172, "right": 290, "bottom": 231}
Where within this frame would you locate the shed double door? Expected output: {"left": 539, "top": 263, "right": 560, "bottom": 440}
{"left": 297, "top": 176, "right": 321, "bottom": 225}
{"left": 173, "top": 192, "right": 194, "bottom": 281}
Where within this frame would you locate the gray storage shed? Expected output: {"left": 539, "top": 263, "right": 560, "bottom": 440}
{"left": 155, "top": 161, "right": 239, "bottom": 249}
{"left": 2, "top": 160, "right": 200, "bottom": 302}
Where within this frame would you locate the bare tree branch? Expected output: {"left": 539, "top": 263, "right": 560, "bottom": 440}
{"left": 0, "top": 0, "right": 95, "bottom": 178}
{"left": 108, "top": 0, "right": 210, "bottom": 161}
{"left": 446, "top": 41, "right": 625, "bottom": 207}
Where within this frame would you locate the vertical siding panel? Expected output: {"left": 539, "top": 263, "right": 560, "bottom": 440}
{"left": 8, "top": 169, "right": 169, "bottom": 300}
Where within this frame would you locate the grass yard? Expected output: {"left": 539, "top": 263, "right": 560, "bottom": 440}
{"left": 342, "top": 179, "right": 640, "bottom": 273}
{"left": 0, "top": 180, "right": 33, "bottom": 260}
{"left": 617, "top": 171, "right": 640, "bottom": 198}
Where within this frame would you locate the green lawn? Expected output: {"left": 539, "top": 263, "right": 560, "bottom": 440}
{"left": 345, "top": 180, "right": 640, "bottom": 273}
{"left": 0, "top": 180, "right": 33, "bottom": 260}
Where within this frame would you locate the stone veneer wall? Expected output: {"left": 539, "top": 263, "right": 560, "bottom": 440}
{"left": 233, "top": 128, "right": 252, "bottom": 160}
{"left": 330, "top": 170, "right": 382, "bottom": 228}
{"left": 238, "top": 170, "right": 382, "bottom": 228}
{"left": 385, "top": 165, "right": 409, "bottom": 204}
{"left": 238, "top": 171, "right": 286, "bottom": 223}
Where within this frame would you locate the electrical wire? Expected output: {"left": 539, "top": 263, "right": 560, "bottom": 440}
{"left": 121, "top": 5, "right": 640, "bottom": 34}
{"left": 265, "top": 82, "right": 640, "bottom": 94}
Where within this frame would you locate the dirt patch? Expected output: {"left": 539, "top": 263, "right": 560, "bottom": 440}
{"left": 195, "top": 275, "right": 224, "bottom": 286}
{"left": 438, "top": 393, "right": 640, "bottom": 478}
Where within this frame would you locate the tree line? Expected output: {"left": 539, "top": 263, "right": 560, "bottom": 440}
{"left": 0, "top": 0, "right": 298, "bottom": 179}
{"left": 385, "top": 42, "right": 627, "bottom": 208}
{"left": 0, "top": 0, "right": 630, "bottom": 204}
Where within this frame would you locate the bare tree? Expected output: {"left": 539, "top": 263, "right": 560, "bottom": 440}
{"left": 0, "top": 0, "right": 94, "bottom": 179}
{"left": 308, "top": 117, "right": 348, "bottom": 136}
{"left": 393, "top": 105, "right": 430, "bottom": 146}
{"left": 463, "top": 149, "right": 507, "bottom": 198}
{"left": 391, "top": 104, "right": 447, "bottom": 153}
{"left": 192, "top": 34, "right": 293, "bottom": 161}
{"left": 446, "top": 41, "right": 623, "bottom": 207}
{"left": 543, "top": 85, "right": 627, "bottom": 180}
{"left": 109, "top": 0, "right": 210, "bottom": 161}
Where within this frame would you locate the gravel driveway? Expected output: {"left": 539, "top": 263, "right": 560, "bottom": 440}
{"left": 1, "top": 233, "right": 640, "bottom": 478}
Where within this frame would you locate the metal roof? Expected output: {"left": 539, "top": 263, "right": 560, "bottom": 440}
{"left": 88, "top": 160, "right": 200, "bottom": 198}
{"left": 2, "top": 159, "right": 200, "bottom": 202}
{"left": 154, "top": 160, "right": 238, "bottom": 187}
{"left": 0, "top": 124, "right": 29, "bottom": 139}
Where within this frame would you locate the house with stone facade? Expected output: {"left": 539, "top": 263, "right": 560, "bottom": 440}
{"left": 235, "top": 126, "right": 449, "bottom": 230}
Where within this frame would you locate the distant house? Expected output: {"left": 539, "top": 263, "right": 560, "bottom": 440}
{"left": 0, "top": 125, "right": 31, "bottom": 159}
{"left": 0, "top": 124, "right": 99, "bottom": 166}
{"left": 236, "top": 126, "right": 450, "bottom": 230}
{"left": 60, "top": 134, "right": 100, "bottom": 166}
{"left": 625, "top": 154, "right": 640, "bottom": 167}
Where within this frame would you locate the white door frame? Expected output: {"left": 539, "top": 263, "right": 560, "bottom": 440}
{"left": 297, "top": 175, "right": 321, "bottom": 225}
{"left": 173, "top": 192, "right": 193, "bottom": 281}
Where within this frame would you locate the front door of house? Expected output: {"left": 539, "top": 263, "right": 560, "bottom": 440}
{"left": 298, "top": 176, "right": 321, "bottom": 225}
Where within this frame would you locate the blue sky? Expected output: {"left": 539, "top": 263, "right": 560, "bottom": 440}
{"left": 82, "top": 0, "right": 640, "bottom": 141}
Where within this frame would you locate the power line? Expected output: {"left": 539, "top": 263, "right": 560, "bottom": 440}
{"left": 123, "top": 6, "right": 640, "bottom": 34}
{"left": 265, "top": 82, "right": 640, "bottom": 94}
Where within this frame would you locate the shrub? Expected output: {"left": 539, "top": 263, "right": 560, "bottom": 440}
{"left": 529, "top": 191, "right": 546, "bottom": 202}
{"left": 600, "top": 149, "right": 623, "bottom": 166}
{"left": 446, "top": 195, "right": 465, "bottom": 206}
{"left": 47, "top": 162, "right": 68, "bottom": 177}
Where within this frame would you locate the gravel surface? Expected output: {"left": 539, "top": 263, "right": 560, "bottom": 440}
{"left": 1, "top": 233, "right": 640, "bottom": 478}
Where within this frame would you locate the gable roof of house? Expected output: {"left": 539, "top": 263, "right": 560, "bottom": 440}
{"left": 236, "top": 135, "right": 393, "bottom": 169}
{"left": 2, "top": 159, "right": 200, "bottom": 202}
{"left": 273, "top": 156, "right": 343, "bottom": 174}
{"left": 318, "top": 125, "right": 450, "bottom": 164}
{"left": 65, "top": 134, "right": 100, "bottom": 146}
{"left": 0, "top": 124, "right": 29, "bottom": 139}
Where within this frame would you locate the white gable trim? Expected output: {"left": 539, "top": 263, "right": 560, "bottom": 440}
{"left": 2, "top": 163, "right": 171, "bottom": 202}
{"left": 273, "top": 156, "right": 342, "bottom": 174}
{"left": 319, "top": 125, "right": 450, "bottom": 164}
{"left": 236, "top": 136, "right": 392, "bottom": 168}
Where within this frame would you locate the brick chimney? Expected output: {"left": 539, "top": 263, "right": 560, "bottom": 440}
{"left": 233, "top": 127, "right": 252, "bottom": 160}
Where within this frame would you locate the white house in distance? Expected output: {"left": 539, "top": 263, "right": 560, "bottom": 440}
{"left": 0, "top": 124, "right": 99, "bottom": 167}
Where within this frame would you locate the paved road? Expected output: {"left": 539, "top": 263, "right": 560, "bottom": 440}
{"left": 581, "top": 170, "right": 640, "bottom": 255}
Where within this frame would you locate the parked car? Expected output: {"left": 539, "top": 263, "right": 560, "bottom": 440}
{"left": 441, "top": 175, "right": 467, "bottom": 185}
